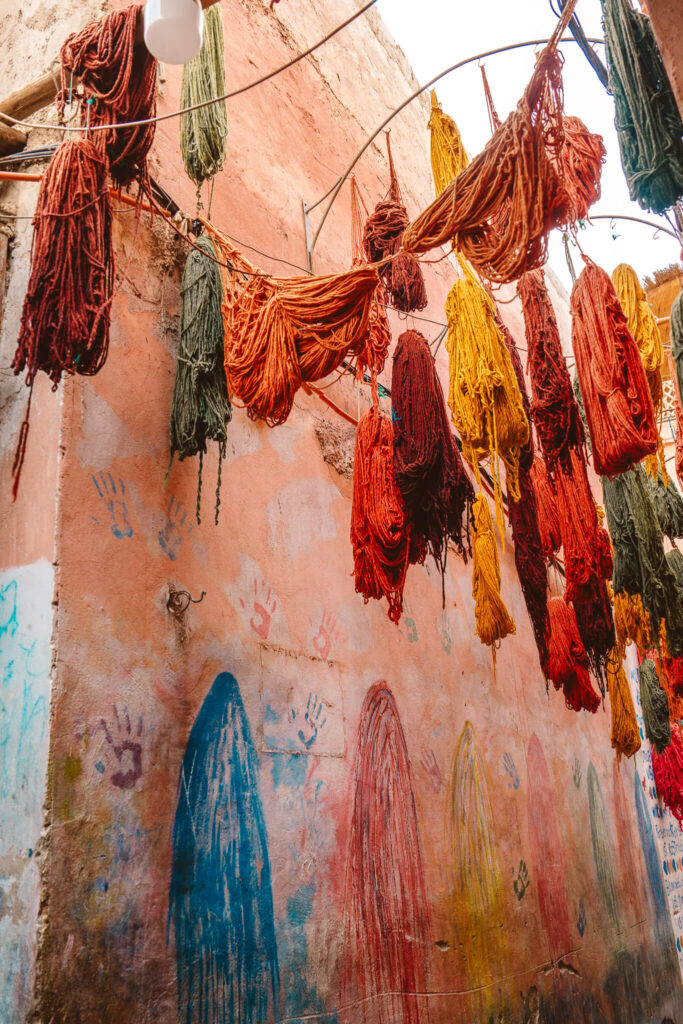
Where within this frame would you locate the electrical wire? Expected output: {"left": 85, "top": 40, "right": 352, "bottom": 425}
{"left": 0, "top": 0, "right": 380, "bottom": 133}
{"left": 549, "top": 0, "right": 608, "bottom": 86}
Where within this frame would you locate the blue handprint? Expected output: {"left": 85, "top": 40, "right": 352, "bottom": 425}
{"left": 92, "top": 473, "right": 133, "bottom": 538}
{"left": 503, "top": 752, "right": 520, "bottom": 789}
{"left": 158, "top": 496, "right": 192, "bottom": 561}
{"left": 577, "top": 899, "right": 586, "bottom": 937}
{"left": 293, "top": 693, "right": 327, "bottom": 750}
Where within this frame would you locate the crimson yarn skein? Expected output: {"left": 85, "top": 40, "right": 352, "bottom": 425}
{"left": 391, "top": 330, "right": 473, "bottom": 581}
{"left": 547, "top": 596, "right": 600, "bottom": 713}
{"left": 508, "top": 467, "right": 550, "bottom": 677}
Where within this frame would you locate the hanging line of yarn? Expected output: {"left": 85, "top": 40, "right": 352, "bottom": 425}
{"left": 529, "top": 456, "right": 562, "bottom": 560}
{"left": 444, "top": 275, "right": 529, "bottom": 540}
{"left": 168, "top": 234, "right": 232, "bottom": 525}
{"left": 571, "top": 259, "right": 658, "bottom": 476}
{"left": 600, "top": 0, "right": 683, "bottom": 214}
{"left": 206, "top": 225, "right": 379, "bottom": 426}
{"left": 518, "top": 268, "right": 584, "bottom": 472}
{"left": 350, "top": 176, "right": 391, "bottom": 382}
{"left": 470, "top": 491, "right": 516, "bottom": 662}
{"left": 546, "top": 596, "right": 600, "bottom": 713}
{"left": 606, "top": 646, "right": 641, "bottom": 762}
{"left": 351, "top": 403, "right": 423, "bottom": 623}
{"left": 180, "top": 3, "right": 228, "bottom": 208}
{"left": 640, "top": 657, "right": 671, "bottom": 754}
{"left": 391, "top": 330, "right": 473, "bottom": 594}
{"left": 363, "top": 133, "right": 427, "bottom": 314}
{"left": 57, "top": 3, "right": 157, "bottom": 193}
{"left": 11, "top": 138, "right": 114, "bottom": 499}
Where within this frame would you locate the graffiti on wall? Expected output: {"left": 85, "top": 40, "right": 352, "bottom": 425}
{"left": 587, "top": 763, "right": 622, "bottom": 941}
{"left": 169, "top": 672, "right": 279, "bottom": 1024}
{"left": 342, "top": 682, "right": 430, "bottom": 1024}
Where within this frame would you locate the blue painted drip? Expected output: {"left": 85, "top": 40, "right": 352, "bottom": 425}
{"left": 634, "top": 770, "right": 667, "bottom": 917}
{"left": 169, "top": 672, "right": 280, "bottom": 1024}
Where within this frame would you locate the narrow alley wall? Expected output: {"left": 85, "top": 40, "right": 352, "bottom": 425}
{"left": 0, "top": 1, "right": 682, "bottom": 1022}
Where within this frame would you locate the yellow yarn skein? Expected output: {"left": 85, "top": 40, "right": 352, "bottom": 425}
{"left": 471, "top": 491, "right": 516, "bottom": 652}
{"left": 613, "top": 590, "right": 653, "bottom": 654}
{"left": 428, "top": 90, "right": 470, "bottom": 198}
{"left": 606, "top": 646, "right": 641, "bottom": 763}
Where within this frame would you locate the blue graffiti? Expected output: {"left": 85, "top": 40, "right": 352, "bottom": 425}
{"left": 635, "top": 770, "right": 667, "bottom": 917}
{"left": 169, "top": 672, "right": 279, "bottom": 1024}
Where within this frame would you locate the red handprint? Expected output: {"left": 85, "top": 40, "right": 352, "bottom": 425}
{"left": 312, "top": 609, "right": 338, "bottom": 660}
{"left": 240, "top": 579, "right": 277, "bottom": 640}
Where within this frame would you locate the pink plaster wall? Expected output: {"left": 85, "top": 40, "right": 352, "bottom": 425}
{"left": 1, "top": 1, "right": 682, "bottom": 1022}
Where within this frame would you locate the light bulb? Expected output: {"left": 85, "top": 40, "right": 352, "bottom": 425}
{"left": 143, "top": 0, "right": 204, "bottom": 65}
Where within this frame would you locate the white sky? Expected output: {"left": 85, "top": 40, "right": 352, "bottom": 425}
{"left": 376, "top": 0, "right": 682, "bottom": 295}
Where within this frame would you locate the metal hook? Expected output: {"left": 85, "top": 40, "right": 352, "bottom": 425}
{"left": 653, "top": 227, "right": 662, "bottom": 241}
{"left": 167, "top": 585, "right": 206, "bottom": 617}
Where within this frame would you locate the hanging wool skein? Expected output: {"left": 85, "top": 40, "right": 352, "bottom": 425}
{"left": 640, "top": 658, "right": 671, "bottom": 753}
{"left": 428, "top": 90, "right": 469, "bottom": 196}
{"left": 11, "top": 138, "right": 114, "bottom": 498}
{"left": 546, "top": 596, "right": 600, "bottom": 713}
{"left": 646, "top": 469, "right": 683, "bottom": 541}
{"left": 671, "top": 290, "right": 683, "bottom": 453}
{"left": 612, "top": 263, "right": 663, "bottom": 416}
{"left": 180, "top": 4, "right": 228, "bottom": 198}
{"left": 168, "top": 235, "right": 232, "bottom": 525}
{"left": 470, "top": 492, "right": 515, "bottom": 653}
{"left": 208, "top": 228, "right": 379, "bottom": 426}
{"left": 571, "top": 260, "right": 658, "bottom": 476}
{"left": 350, "top": 177, "right": 391, "bottom": 380}
{"left": 653, "top": 729, "right": 683, "bottom": 829}
{"left": 391, "top": 330, "right": 473, "bottom": 584}
{"left": 553, "top": 449, "right": 602, "bottom": 604}
{"left": 600, "top": 0, "right": 683, "bottom": 214}
{"left": 351, "top": 404, "right": 422, "bottom": 623}
{"left": 529, "top": 456, "right": 562, "bottom": 560}
{"left": 606, "top": 647, "right": 641, "bottom": 762}
{"left": 573, "top": 580, "right": 615, "bottom": 696}
{"left": 58, "top": 3, "right": 157, "bottom": 191}
{"left": 508, "top": 470, "right": 550, "bottom": 678}
{"left": 444, "top": 275, "right": 529, "bottom": 528}
{"left": 363, "top": 134, "right": 427, "bottom": 314}
{"left": 557, "top": 115, "right": 606, "bottom": 223}
{"left": 518, "top": 268, "right": 584, "bottom": 471}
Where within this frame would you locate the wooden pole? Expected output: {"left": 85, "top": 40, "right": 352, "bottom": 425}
{"left": 0, "top": 122, "right": 27, "bottom": 157}
{"left": 0, "top": 71, "right": 59, "bottom": 123}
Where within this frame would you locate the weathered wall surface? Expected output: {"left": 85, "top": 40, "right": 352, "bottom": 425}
{"left": 1, "top": 0, "right": 682, "bottom": 1022}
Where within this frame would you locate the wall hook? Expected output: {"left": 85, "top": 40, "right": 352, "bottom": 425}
{"left": 167, "top": 585, "right": 206, "bottom": 616}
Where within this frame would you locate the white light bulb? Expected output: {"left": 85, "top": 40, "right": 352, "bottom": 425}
{"left": 143, "top": 0, "right": 204, "bottom": 65}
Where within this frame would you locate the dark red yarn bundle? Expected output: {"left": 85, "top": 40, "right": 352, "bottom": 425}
{"left": 571, "top": 260, "right": 658, "bottom": 477}
{"left": 518, "top": 268, "right": 584, "bottom": 471}
{"left": 547, "top": 596, "right": 600, "bottom": 713}
{"left": 58, "top": 3, "right": 157, "bottom": 191}
{"left": 363, "top": 136, "right": 427, "bottom": 314}
{"left": 573, "top": 579, "right": 615, "bottom": 696}
{"left": 350, "top": 177, "right": 391, "bottom": 380}
{"left": 351, "top": 405, "right": 423, "bottom": 623}
{"left": 530, "top": 456, "right": 562, "bottom": 559}
{"left": 11, "top": 139, "right": 114, "bottom": 497}
{"left": 553, "top": 448, "right": 602, "bottom": 604}
{"left": 652, "top": 728, "right": 683, "bottom": 828}
{"left": 391, "top": 330, "right": 473, "bottom": 582}
{"left": 508, "top": 468, "right": 550, "bottom": 677}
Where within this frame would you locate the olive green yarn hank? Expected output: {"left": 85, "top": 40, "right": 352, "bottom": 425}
{"left": 180, "top": 4, "right": 227, "bottom": 196}
{"left": 169, "top": 234, "right": 232, "bottom": 524}
{"left": 601, "top": 0, "right": 683, "bottom": 213}
{"left": 646, "top": 468, "right": 683, "bottom": 541}
{"left": 667, "top": 548, "right": 683, "bottom": 590}
{"left": 639, "top": 658, "right": 671, "bottom": 754}
{"left": 671, "top": 287, "right": 683, "bottom": 406}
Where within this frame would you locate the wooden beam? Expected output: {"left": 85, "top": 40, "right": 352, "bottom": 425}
{"left": 0, "top": 71, "right": 58, "bottom": 123}
{"left": 0, "top": 122, "right": 27, "bottom": 157}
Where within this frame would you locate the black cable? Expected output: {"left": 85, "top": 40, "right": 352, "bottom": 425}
{"left": 549, "top": 0, "right": 608, "bottom": 87}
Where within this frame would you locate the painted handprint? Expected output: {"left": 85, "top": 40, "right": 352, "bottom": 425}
{"left": 293, "top": 692, "right": 327, "bottom": 750}
{"left": 312, "top": 609, "right": 338, "bottom": 660}
{"left": 576, "top": 899, "right": 586, "bottom": 937}
{"left": 513, "top": 860, "right": 530, "bottom": 901}
{"left": 158, "top": 496, "right": 192, "bottom": 560}
{"left": 240, "top": 579, "right": 277, "bottom": 640}
{"left": 402, "top": 603, "right": 418, "bottom": 643}
{"left": 503, "top": 752, "right": 520, "bottom": 790}
{"left": 440, "top": 612, "right": 452, "bottom": 655}
{"left": 572, "top": 758, "right": 582, "bottom": 788}
{"left": 420, "top": 749, "right": 443, "bottom": 793}
{"left": 92, "top": 473, "right": 133, "bottom": 538}
{"left": 94, "top": 706, "right": 143, "bottom": 790}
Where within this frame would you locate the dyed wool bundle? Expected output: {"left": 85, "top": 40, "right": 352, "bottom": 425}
{"left": 363, "top": 136, "right": 427, "bottom": 314}
{"left": 499, "top": 317, "right": 534, "bottom": 472}
{"left": 507, "top": 468, "right": 550, "bottom": 677}
{"left": 471, "top": 493, "right": 515, "bottom": 650}
{"left": 557, "top": 115, "right": 605, "bottom": 223}
{"left": 58, "top": 3, "right": 157, "bottom": 191}
{"left": 529, "top": 456, "right": 562, "bottom": 559}
{"left": 601, "top": 0, "right": 683, "bottom": 213}
{"left": 573, "top": 580, "right": 615, "bottom": 695}
{"left": 646, "top": 469, "right": 683, "bottom": 541}
{"left": 652, "top": 729, "right": 683, "bottom": 828}
{"left": 573, "top": 374, "right": 592, "bottom": 453}
{"left": 676, "top": 401, "right": 683, "bottom": 493}
{"left": 553, "top": 449, "right": 602, "bottom": 604}
{"left": 180, "top": 4, "right": 228, "bottom": 189}
{"left": 391, "top": 330, "right": 473, "bottom": 579}
{"left": 614, "top": 592, "right": 653, "bottom": 654}
{"left": 168, "top": 235, "right": 232, "bottom": 525}
{"left": 428, "top": 89, "right": 469, "bottom": 196}
{"left": 604, "top": 467, "right": 683, "bottom": 658}
{"left": 639, "top": 658, "right": 671, "bottom": 753}
{"left": 210, "top": 231, "right": 379, "bottom": 426}
{"left": 612, "top": 263, "right": 663, "bottom": 415}
{"left": 444, "top": 276, "right": 529, "bottom": 519}
{"left": 350, "top": 177, "right": 391, "bottom": 379}
{"left": 351, "top": 405, "right": 420, "bottom": 623}
{"left": 606, "top": 647, "right": 641, "bottom": 762}
{"left": 667, "top": 548, "right": 683, "bottom": 589}
{"left": 518, "top": 268, "right": 584, "bottom": 470}
{"left": 672, "top": 288, "right": 683, "bottom": 414}
{"left": 547, "top": 596, "right": 600, "bottom": 713}
{"left": 571, "top": 261, "right": 657, "bottom": 476}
